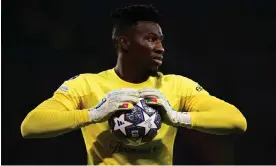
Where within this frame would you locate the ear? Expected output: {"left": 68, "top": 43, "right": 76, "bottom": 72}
{"left": 118, "top": 36, "right": 130, "bottom": 51}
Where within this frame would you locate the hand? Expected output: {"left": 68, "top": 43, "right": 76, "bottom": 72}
{"left": 88, "top": 88, "right": 139, "bottom": 123}
{"left": 138, "top": 88, "right": 191, "bottom": 127}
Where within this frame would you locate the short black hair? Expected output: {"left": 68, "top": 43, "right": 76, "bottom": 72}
{"left": 111, "top": 4, "right": 162, "bottom": 41}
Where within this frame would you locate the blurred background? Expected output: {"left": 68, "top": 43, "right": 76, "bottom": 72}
{"left": 2, "top": 0, "right": 276, "bottom": 164}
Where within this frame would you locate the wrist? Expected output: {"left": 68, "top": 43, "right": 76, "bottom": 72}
{"left": 88, "top": 108, "right": 99, "bottom": 123}
{"left": 174, "top": 111, "right": 192, "bottom": 128}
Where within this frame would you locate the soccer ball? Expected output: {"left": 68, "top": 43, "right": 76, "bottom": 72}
{"left": 108, "top": 98, "right": 162, "bottom": 146}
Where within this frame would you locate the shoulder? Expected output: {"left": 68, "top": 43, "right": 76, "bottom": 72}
{"left": 55, "top": 70, "right": 111, "bottom": 97}
{"left": 55, "top": 74, "right": 91, "bottom": 97}
{"left": 162, "top": 74, "right": 209, "bottom": 96}
{"left": 64, "top": 69, "right": 111, "bottom": 87}
{"left": 162, "top": 74, "right": 196, "bottom": 86}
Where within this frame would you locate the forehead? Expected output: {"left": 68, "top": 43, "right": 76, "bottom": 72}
{"left": 133, "top": 21, "right": 163, "bottom": 35}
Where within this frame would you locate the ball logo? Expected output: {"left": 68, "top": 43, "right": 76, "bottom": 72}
{"left": 117, "top": 120, "right": 125, "bottom": 126}
{"left": 137, "top": 112, "right": 157, "bottom": 135}
{"left": 131, "top": 130, "right": 139, "bottom": 137}
{"left": 113, "top": 114, "right": 133, "bottom": 135}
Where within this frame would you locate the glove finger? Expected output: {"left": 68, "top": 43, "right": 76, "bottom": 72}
{"left": 119, "top": 88, "right": 139, "bottom": 96}
{"left": 138, "top": 88, "right": 158, "bottom": 94}
{"left": 139, "top": 91, "right": 160, "bottom": 98}
{"left": 145, "top": 98, "right": 163, "bottom": 106}
{"left": 115, "top": 102, "right": 134, "bottom": 110}
{"left": 118, "top": 95, "right": 139, "bottom": 103}
{"left": 108, "top": 88, "right": 139, "bottom": 97}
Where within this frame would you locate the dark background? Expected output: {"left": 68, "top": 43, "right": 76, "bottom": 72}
{"left": 2, "top": 0, "right": 276, "bottom": 164}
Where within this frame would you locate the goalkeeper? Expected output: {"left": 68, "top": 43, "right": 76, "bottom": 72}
{"left": 21, "top": 4, "right": 247, "bottom": 165}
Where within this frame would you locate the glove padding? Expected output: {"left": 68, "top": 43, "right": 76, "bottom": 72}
{"left": 138, "top": 88, "right": 191, "bottom": 127}
{"left": 88, "top": 88, "right": 139, "bottom": 123}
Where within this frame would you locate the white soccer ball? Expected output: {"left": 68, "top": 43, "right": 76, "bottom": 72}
{"left": 108, "top": 98, "right": 162, "bottom": 146}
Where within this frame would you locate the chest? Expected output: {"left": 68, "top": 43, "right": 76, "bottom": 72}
{"left": 81, "top": 81, "right": 180, "bottom": 148}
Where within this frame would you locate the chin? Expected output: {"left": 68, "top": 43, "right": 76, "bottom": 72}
{"left": 148, "top": 67, "right": 160, "bottom": 77}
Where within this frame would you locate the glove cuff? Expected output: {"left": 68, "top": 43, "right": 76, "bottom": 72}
{"left": 175, "top": 111, "right": 192, "bottom": 128}
{"left": 88, "top": 108, "right": 99, "bottom": 123}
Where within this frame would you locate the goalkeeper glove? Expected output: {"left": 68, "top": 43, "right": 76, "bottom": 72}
{"left": 138, "top": 88, "right": 192, "bottom": 127}
{"left": 88, "top": 88, "right": 139, "bottom": 123}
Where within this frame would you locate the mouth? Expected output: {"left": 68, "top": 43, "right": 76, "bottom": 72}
{"left": 152, "top": 56, "right": 163, "bottom": 65}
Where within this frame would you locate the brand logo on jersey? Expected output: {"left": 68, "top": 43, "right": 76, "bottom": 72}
{"left": 109, "top": 142, "right": 157, "bottom": 153}
{"left": 196, "top": 85, "right": 204, "bottom": 92}
{"left": 58, "top": 85, "right": 69, "bottom": 93}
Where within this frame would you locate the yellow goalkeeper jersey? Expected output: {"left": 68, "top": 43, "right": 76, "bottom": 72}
{"left": 21, "top": 68, "right": 246, "bottom": 165}
{"left": 56, "top": 68, "right": 210, "bottom": 165}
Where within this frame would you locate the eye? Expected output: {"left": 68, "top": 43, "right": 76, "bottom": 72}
{"left": 146, "top": 36, "right": 156, "bottom": 42}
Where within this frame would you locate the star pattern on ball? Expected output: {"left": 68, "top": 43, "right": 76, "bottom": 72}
{"left": 137, "top": 111, "right": 157, "bottom": 135}
{"left": 113, "top": 114, "right": 133, "bottom": 135}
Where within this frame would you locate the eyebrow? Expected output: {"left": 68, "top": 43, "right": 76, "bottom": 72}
{"left": 148, "top": 32, "right": 164, "bottom": 40}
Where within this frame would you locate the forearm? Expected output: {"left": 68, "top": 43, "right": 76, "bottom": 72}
{"left": 21, "top": 100, "right": 91, "bottom": 138}
{"left": 188, "top": 104, "right": 247, "bottom": 135}
{"left": 178, "top": 96, "right": 247, "bottom": 135}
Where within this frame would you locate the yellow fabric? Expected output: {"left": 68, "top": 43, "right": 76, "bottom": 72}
{"left": 177, "top": 76, "right": 247, "bottom": 134}
{"left": 21, "top": 68, "right": 246, "bottom": 165}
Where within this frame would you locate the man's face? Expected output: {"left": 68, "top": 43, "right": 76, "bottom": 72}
{"left": 128, "top": 21, "right": 165, "bottom": 75}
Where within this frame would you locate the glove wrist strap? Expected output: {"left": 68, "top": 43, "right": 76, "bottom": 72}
{"left": 88, "top": 108, "right": 99, "bottom": 123}
{"left": 174, "top": 111, "right": 192, "bottom": 128}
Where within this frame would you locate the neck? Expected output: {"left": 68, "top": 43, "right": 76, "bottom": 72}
{"left": 114, "top": 54, "right": 149, "bottom": 84}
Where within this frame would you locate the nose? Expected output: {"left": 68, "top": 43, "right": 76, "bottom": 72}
{"left": 155, "top": 41, "right": 165, "bottom": 54}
